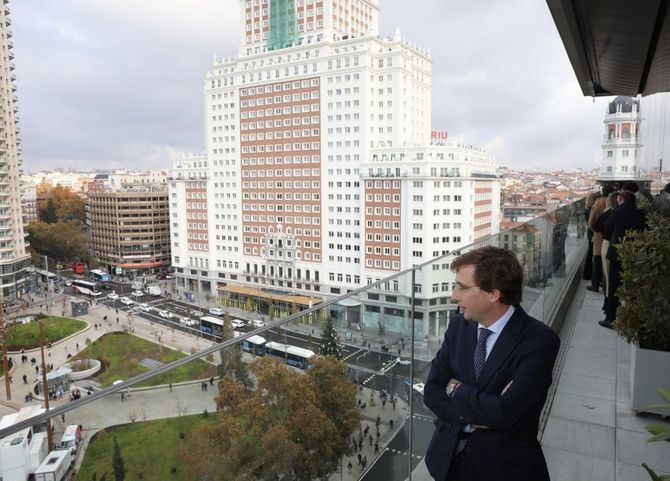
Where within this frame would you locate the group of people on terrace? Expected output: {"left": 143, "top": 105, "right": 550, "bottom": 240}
{"left": 584, "top": 181, "right": 669, "bottom": 329}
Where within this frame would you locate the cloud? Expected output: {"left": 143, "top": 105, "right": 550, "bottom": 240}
{"left": 10, "top": 0, "right": 666, "bottom": 172}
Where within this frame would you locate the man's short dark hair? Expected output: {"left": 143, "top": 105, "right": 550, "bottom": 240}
{"left": 450, "top": 246, "right": 523, "bottom": 306}
{"left": 622, "top": 182, "right": 639, "bottom": 193}
{"left": 618, "top": 190, "right": 636, "bottom": 203}
{"left": 601, "top": 185, "right": 614, "bottom": 196}
{"left": 664, "top": 183, "right": 670, "bottom": 194}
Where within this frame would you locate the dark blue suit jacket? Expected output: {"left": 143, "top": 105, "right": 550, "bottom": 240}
{"left": 424, "top": 307, "right": 560, "bottom": 481}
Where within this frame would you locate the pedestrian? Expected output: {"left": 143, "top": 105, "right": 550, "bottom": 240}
{"left": 35, "top": 365, "right": 39, "bottom": 374}
{"left": 209, "top": 376, "right": 214, "bottom": 386}
{"left": 169, "top": 383, "right": 173, "bottom": 392}
{"left": 363, "top": 456, "right": 368, "bottom": 469}
{"left": 61, "top": 414, "right": 65, "bottom": 423}
{"left": 389, "top": 419, "right": 394, "bottom": 429}
{"left": 121, "top": 392, "right": 125, "bottom": 401}
{"left": 347, "top": 461, "right": 353, "bottom": 473}
{"left": 374, "top": 442, "right": 379, "bottom": 454}
{"left": 375, "top": 414, "right": 381, "bottom": 428}
{"left": 368, "top": 434, "right": 373, "bottom": 446}
{"left": 382, "top": 399, "right": 386, "bottom": 409}
{"left": 358, "top": 439, "right": 363, "bottom": 451}
{"left": 76, "top": 343, "right": 79, "bottom": 350}
{"left": 357, "top": 453, "right": 362, "bottom": 466}
{"left": 363, "top": 425, "right": 369, "bottom": 435}
{"left": 392, "top": 399, "right": 397, "bottom": 410}
{"left": 22, "top": 374, "right": 27, "bottom": 384}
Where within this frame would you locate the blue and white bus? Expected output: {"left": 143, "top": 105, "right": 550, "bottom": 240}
{"left": 240, "top": 335, "right": 267, "bottom": 355}
{"left": 89, "top": 269, "right": 110, "bottom": 283}
{"left": 199, "top": 316, "right": 224, "bottom": 337}
{"left": 265, "top": 341, "right": 315, "bottom": 370}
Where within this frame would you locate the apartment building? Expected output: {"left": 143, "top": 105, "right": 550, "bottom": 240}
{"left": 169, "top": 0, "right": 500, "bottom": 338}
{"left": 86, "top": 185, "right": 171, "bottom": 275}
{"left": 19, "top": 179, "right": 37, "bottom": 226}
{"left": 0, "top": 1, "right": 30, "bottom": 300}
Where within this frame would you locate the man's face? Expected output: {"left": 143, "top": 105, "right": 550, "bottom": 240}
{"left": 452, "top": 264, "right": 495, "bottom": 324}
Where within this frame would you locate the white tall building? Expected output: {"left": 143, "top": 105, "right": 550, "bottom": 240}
{"left": 598, "top": 96, "right": 648, "bottom": 183}
{"left": 169, "top": 0, "right": 501, "bottom": 337}
{"left": 0, "top": 1, "right": 30, "bottom": 300}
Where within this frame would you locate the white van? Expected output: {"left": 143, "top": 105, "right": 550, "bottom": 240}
{"left": 58, "top": 424, "right": 82, "bottom": 454}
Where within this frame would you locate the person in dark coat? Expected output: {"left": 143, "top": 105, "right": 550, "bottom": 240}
{"left": 601, "top": 190, "right": 646, "bottom": 329}
{"left": 424, "top": 247, "right": 559, "bottom": 481}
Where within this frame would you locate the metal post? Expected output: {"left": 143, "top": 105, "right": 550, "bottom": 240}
{"left": 408, "top": 268, "right": 416, "bottom": 481}
{"left": 39, "top": 320, "right": 53, "bottom": 451}
{"left": 0, "top": 304, "right": 10, "bottom": 400}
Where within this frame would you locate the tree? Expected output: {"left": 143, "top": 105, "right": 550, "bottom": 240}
{"left": 205, "top": 356, "right": 360, "bottom": 481}
{"left": 217, "top": 316, "right": 252, "bottom": 389}
{"left": 42, "top": 199, "right": 57, "bottom": 224}
{"left": 27, "top": 221, "right": 89, "bottom": 261}
{"left": 112, "top": 437, "right": 125, "bottom": 481}
{"left": 51, "top": 185, "right": 85, "bottom": 223}
{"left": 319, "top": 317, "right": 343, "bottom": 359}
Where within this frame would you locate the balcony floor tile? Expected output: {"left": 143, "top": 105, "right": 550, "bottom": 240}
{"left": 543, "top": 446, "right": 614, "bottom": 481}
{"left": 542, "top": 416, "right": 615, "bottom": 460}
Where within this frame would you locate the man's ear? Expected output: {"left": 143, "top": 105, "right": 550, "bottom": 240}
{"left": 489, "top": 289, "right": 502, "bottom": 304}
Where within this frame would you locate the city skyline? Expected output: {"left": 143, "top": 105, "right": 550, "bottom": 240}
{"left": 12, "top": 0, "right": 668, "bottom": 173}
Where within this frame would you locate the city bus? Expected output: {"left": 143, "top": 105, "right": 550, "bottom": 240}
{"left": 240, "top": 335, "right": 267, "bottom": 355}
{"left": 34, "top": 268, "right": 59, "bottom": 285}
{"left": 89, "top": 269, "right": 110, "bottom": 283}
{"left": 70, "top": 280, "right": 102, "bottom": 297}
{"left": 199, "top": 316, "right": 224, "bottom": 337}
{"left": 265, "top": 341, "right": 315, "bottom": 370}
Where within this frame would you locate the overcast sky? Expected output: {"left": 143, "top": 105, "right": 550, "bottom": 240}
{"left": 10, "top": 0, "right": 670, "bottom": 173}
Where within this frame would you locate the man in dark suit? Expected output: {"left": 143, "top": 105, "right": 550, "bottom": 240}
{"left": 601, "top": 190, "right": 646, "bottom": 328}
{"left": 424, "top": 246, "right": 560, "bottom": 481}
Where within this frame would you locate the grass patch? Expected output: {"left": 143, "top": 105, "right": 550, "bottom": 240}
{"left": 76, "top": 412, "right": 218, "bottom": 481}
{"left": 70, "top": 333, "right": 216, "bottom": 388}
{"left": 5, "top": 316, "right": 87, "bottom": 350}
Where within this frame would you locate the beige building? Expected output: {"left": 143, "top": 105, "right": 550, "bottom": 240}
{"left": 19, "top": 179, "right": 37, "bottom": 227}
{"left": 0, "top": 1, "right": 30, "bottom": 300}
{"left": 86, "top": 185, "right": 171, "bottom": 275}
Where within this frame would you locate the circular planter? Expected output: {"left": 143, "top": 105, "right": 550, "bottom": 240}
{"left": 63, "top": 359, "right": 101, "bottom": 380}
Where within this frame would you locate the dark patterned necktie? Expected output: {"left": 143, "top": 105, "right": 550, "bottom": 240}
{"left": 474, "top": 328, "right": 493, "bottom": 380}
{"left": 456, "top": 328, "right": 494, "bottom": 456}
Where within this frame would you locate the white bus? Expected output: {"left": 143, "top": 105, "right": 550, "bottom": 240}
{"left": 89, "top": 269, "right": 110, "bottom": 283}
{"left": 70, "top": 279, "right": 102, "bottom": 297}
{"left": 199, "top": 315, "right": 224, "bottom": 337}
{"left": 265, "top": 341, "right": 315, "bottom": 370}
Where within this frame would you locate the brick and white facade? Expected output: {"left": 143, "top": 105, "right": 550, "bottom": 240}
{"left": 169, "top": 0, "right": 500, "bottom": 337}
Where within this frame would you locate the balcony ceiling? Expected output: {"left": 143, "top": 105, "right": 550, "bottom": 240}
{"left": 547, "top": 0, "right": 670, "bottom": 96}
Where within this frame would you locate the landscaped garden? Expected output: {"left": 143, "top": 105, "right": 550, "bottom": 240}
{"left": 69, "top": 332, "right": 217, "bottom": 388}
{"left": 75, "top": 412, "right": 217, "bottom": 481}
{"left": 5, "top": 315, "right": 87, "bottom": 350}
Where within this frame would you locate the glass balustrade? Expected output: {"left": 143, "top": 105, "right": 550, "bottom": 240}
{"left": 0, "top": 199, "right": 587, "bottom": 481}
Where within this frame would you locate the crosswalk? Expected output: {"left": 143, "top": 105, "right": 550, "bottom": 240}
{"left": 359, "top": 357, "right": 399, "bottom": 386}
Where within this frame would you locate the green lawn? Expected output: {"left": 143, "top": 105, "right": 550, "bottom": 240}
{"left": 76, "top": 413, "right": 218, "bottom": 481}
{"left": 5, "top": 316, "right": 87, "bottom": 350}
{"left": 70, "top": 333, "right": 217, "bottom": 388}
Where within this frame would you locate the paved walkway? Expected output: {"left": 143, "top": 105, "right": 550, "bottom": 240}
{"left": 541, "top": 282, "right": 670, "bottom": 480}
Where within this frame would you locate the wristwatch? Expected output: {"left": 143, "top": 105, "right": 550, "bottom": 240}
{"left": 446, "top": 378, "right": 462, "bottom": 398}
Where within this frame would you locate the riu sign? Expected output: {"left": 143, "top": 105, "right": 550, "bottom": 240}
{"left": 431, "top": 131, "right": 448, "bottom": 143}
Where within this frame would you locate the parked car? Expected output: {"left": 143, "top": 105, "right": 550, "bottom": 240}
{"left": 397, "top": 357, "right": 411, "bottom": 366}
{"left": 119, "top": 297, "right": 133, "bottom": 306}
{"left": 156, "top": 273, "right": 167, "bottom": 280}
{"left": 131, "top": 290, "right": 144, "bottom": 298}
{"left": 158, "top": 310, "right": 173, "bottom": 319}
{"left": 231, "top": 319, "right": 245, "bottom": 329}
{"left": 251, "top": 319, "right": 265, "bottom": 328}
{"left": 138, "top": 303, "right": 152, "bottom": 312}
{"left": 107, "top": 292, "right": 119, "bottom": 300}
{"left": 209, "top": 307, "right": 224, "bottom": 316}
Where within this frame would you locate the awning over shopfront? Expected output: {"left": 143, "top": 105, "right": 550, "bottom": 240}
{"left": 217, "top": 284, "right": 322, "bottom": 307}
